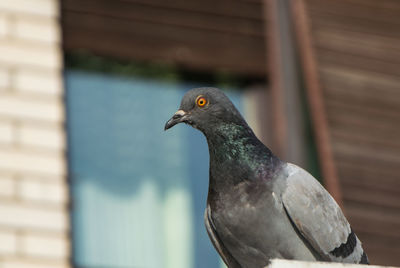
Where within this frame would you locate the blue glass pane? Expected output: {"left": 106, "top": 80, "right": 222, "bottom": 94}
{"left": 65, "top": 70, "right": 243, "bottom": 268}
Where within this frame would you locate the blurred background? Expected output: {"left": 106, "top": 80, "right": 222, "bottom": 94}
{"left": 0, "top": 0, "right": 399, "bottom": 267}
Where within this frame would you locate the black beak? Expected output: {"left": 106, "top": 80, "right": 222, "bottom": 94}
{"left": 164, "top": 110, "right": 187, "bottom": 130}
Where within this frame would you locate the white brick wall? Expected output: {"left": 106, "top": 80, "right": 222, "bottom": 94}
{"left": 0, "top": 120, "right": 14, "bottom": 144}
{"left": 0, "top": 175, "right": 15, "bottom": 198}
{"left": 0, "top": 0, "right": 69, "bottom": 267}
{"left": 0, "top": 94, "right": 64, "bottom": 123}
{"left": 0, "top": 14, "right": 11, "bottom": 38}
{"left": 14, "top": 16, "right": 60, "bottom": 43}
{"left": 0, "top": 202, "right": 68, "bottom": 232}
{"left": 0, "top": 40, "right": 61, "bottom": 69}
{"left": 0, "top": 259, "right": 68, "bottom": 268}
{"left": 20, "top": 233, "right": 69, "bottom": 259}
{"left": 18, "top": 124, "right": 65, "bottom": 150}
{"left": 0, "top": 0, "right": 58, "bottom": 18}
{"left": 14, "top": 70, "right": 63, "bottom": 96}
{"left": 0, "top": 68, "right": 11, "bottom": 89}
{"left": 0, "top": 148, "right": 66, "bottom": 176}
{"left": 0, "top": 230, "right": 17, "bottom": 255}
{"left": 18, "top": 178, "right": 67, "bottom": 204}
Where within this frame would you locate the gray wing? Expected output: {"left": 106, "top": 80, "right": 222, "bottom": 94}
{"left": 204, "top": 204, "right": 241, "bottom": 268}
{"left": 281, "top": 163, "right": 368, "bottom": 264}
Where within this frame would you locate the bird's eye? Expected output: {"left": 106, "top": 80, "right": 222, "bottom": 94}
{"left": 196, "top": 96, "right": 207, "bottom": 107}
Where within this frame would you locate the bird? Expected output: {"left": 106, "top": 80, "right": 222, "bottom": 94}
{"left": 164, "top": 87, "right": 369, "bottom": 267}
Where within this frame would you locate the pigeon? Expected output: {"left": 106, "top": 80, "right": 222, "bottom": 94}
{"left": 164, "top": 87, "right": 369, "bottom": 267}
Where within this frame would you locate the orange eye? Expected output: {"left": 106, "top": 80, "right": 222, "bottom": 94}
{"left": 196, "top": 96, "right": 207, "bottom": 107}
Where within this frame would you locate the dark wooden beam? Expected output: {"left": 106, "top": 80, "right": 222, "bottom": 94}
{"left": 290, "top": 0, "right": 343, "bottom": 207}
{"left": 264, "top": 0, "right": 308, "bottom": 167}
{"left": 264, "top": 0, "right": 287, "bottom": 157}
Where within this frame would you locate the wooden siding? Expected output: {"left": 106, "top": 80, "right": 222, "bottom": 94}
{"left": 304, "top": 0, "right": 400, "bottom": 265}
{"left": 61, "top": 0, "right": 267, "bottom": 76}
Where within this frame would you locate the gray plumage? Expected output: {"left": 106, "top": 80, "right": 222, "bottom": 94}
{"left": 165, "top": 87, "right": 369, "bottom": 267}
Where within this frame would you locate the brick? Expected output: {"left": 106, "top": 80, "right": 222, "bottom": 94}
{"left": 0, "top": 40, "right": 61, "bottom": 69}
{"left": 0, "top": 68, "right": 11, "bottom": 89}
{"left": 0, "top": 258, "right": 68, "bottom": 268}
{"left": 0, "top": 230, "right": 17, "bottom": 255}
{"left": 0, "top": 202, "right": 68, "bottom": 232}
{"left": 14, "top": 70, "right": 62, "bottom": 96}
{"left": 0, "top": 94, "right": 64, "bottom": 123}
{"left": 0, "top": 175, "right": 15, "bottom": 198}
{"left": 20, "top": 233, "right": 69, "bottom": 259}
{"left": 0, "top": 0, "right": 58, "bottom": 18}
{"left": 0, "top": 121, "right": 14, "bottom": 144}
{"left": 18, "top": 179, "right": 67, "bottom": 204}
{"left": 18, "top": 124, "right": 65, "bottom": 150}
{"left": 0, "top": 14, "right": 10, "bottom": 37}
{"left": 14, "top": 16, "right": 60, "bottom": 43}
{"left": 0, "top": 148, "right": 66, "bottom": 176}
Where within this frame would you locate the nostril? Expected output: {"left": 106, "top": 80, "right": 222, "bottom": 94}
{"left": 172, "top": 114, "right": 182, "bottom": 120}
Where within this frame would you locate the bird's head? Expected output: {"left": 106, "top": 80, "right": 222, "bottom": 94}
{"left": 164, "top": 87, "right": 246, "bottom": 134}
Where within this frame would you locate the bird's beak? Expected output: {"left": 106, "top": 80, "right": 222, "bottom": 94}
{"left": 164, "top": 110, "right": 187, "bottom": 130}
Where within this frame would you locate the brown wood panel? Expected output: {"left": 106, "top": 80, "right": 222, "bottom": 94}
{"left": 346, "top": 206, "right": 400, "bottom": 240}
{"left": 313, "top": 31, "right": 400, "bottom": 64}
{"left": 63, "top": 28, "right": 265, "bottom": 75}
{"left": 310, "top": 14, "right": 400, "bottom": 40}
{"left": 63, "top": 12, "right": 264, "bottom": 51}
{"left": 63, "top": 0, "right": 264, "bottom": 36}
{"left": 335, "top": 152, "right": 400, "bottom": 174}
{"left": 337, "top": 162, "right": 400, "bottom": 186}
{"left": 326, "top": 100, "right": 400, "bottom": 126}
{"left": 114, "top": 0, "right": 262, "bottom": 19}
{"left": 343, "top": 187, "right": 400, "bottom": 211}
{"left": 304, "top": 0, "right": 400, "bottom": 265}
{"left": 307, "top": 0, "right": 400, "bottom": 25}
{"left": 320, "top": 66, "right": 400, "bottom": 100}
{"left": 61, "top": 0, "right": 267, "bottom": 76}
{"left": 332, "top": 139, "right": 400, "bottom": 167}
{"left": 316, "top": 49, "right": 400, "bottom": 77}
{"left": 331, "top": 131, "right": 400, "bottom": 155}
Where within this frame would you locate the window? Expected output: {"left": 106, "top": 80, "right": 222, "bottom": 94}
{"left": 66, "top": 69, "right": 247, "bottom": 268}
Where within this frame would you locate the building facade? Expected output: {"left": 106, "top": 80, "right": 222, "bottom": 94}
{"left": 0, "top": 0, "right": 399, "bottom": 267}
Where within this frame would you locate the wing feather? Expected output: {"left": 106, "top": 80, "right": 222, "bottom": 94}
{"left": 281, "top": 163, "right": 366, "bottom": 263}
